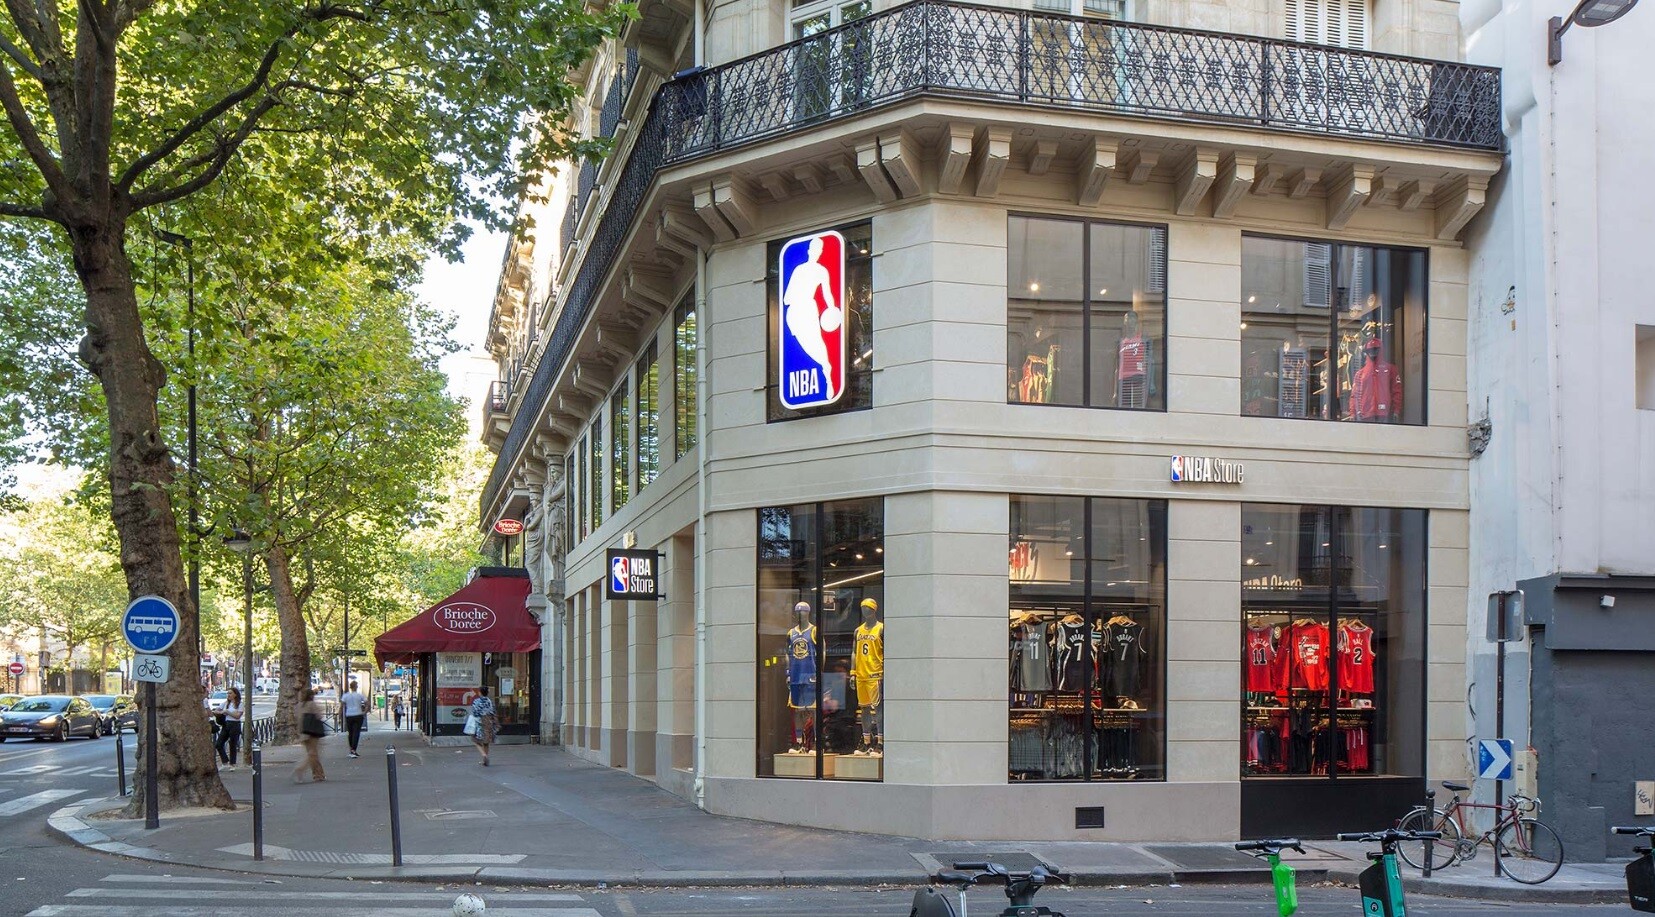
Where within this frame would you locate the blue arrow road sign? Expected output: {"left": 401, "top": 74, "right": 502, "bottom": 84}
{"left": 122, "top": 595, "right": 181, "bottom": 655}
{"left": 1478, "top": 738, "right": 1514, "bottom": 781}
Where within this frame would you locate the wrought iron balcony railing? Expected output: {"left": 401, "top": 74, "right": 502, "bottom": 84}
{"left": 486, "top": 380, "right": 511, "bottom": 415}
{"left": 483, "top": 0, "right": 1502, "bottom": 515}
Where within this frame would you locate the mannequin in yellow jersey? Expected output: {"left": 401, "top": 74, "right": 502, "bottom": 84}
{"left": 852, "top": 598, "right": 884, "bottom": 755}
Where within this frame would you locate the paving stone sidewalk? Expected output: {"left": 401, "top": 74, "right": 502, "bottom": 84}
{"left": 47, "top": 717, "right": 1628, "bottom": 904}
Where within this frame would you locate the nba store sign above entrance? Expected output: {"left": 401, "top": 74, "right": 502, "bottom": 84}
{"left": 607, "top": 549, "right": 661, "bottom": 601}
{"left": 1170, "top": 455, "right": 1245, "bottom": 484}
{"left": 778, "top": 229, "right": 847, "bottom": 411}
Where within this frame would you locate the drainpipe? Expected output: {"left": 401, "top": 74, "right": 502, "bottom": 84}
{"left": 693, "top": 245, "right": 710, "bottom": 809}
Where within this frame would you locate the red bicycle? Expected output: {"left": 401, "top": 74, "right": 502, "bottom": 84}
{"left": 1394, "top": 780, "right": 1564, "bottom": 884}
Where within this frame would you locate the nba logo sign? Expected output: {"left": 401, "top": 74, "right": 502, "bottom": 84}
{"left": 611, "top": 556, "right": 630, "bottom": 595}
{"left": 777, "top": 229, "right": 847, "bottom": 410}
{"left": 1169, "top": 456, "right": 1185, "bottom": 482}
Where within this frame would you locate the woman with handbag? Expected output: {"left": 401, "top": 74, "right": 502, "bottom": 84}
{"left": 468, "top": 686, "right": 499, "bottom": 766}
{"left": 214, "top": 687, "right": 244, "bottom": 770}
{"left": 293, "top": 686, "right": 327, "bottom": 783}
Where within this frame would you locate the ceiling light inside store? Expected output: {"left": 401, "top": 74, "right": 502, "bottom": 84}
{"left": 855, "top": 553, "right": 864, "bottom": 561}
{"left": 1240, "top": 322, "right": 1248, "bottom": 330}
{"left": 1245, "top": 557, "right": 1257, "bottom": 566}
{"left": 1265, "top": 540, "right": 1274, "bottom": 546}
{"left": 1379, "top": 543, "right": 1389, "bottom": 549}
{"left": 1099, "top": 288, "right": 1108, "bottom": 296}
{"left": 875, "top": 547, "right": 883, "bottom": 554}
{"left": 1029, "top": 282, "right": 1041, "bottom": 292}
{"left": 1248, "top": 295, "right": 1257, "bottom": 303}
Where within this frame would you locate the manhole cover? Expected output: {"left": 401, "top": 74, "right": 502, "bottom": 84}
{"left": 424, "top": 810, "right": 497, "bottom": 821}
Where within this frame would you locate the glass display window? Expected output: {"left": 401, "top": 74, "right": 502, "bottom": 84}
{"left": 1007, "top": 216, "right": 1167, "bottom": 410}
{"left": 1240, "top": 236, "right": 1427, "bottom": 424}
{"left": 757, "top": 498, "right": 884, "bottom": 781}
{"left": 1240, "top": 505, "right": 1426, "bottom": 779}
{"left": 1008, "top": 495, "right": 1166, "bottom": 781}
{"left": 766, "top": 221, "right": 874, "bottom": 422}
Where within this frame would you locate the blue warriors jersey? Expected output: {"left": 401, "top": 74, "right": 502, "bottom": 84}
{"left": 787, "top": 625, "right": 818, "bottom": 685}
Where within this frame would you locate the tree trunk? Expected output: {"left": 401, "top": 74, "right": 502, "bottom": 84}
{"left": 69, "top": 219, "right": 231, "bottom": 815}
{"left": 267, "top": 542, "right": 311, "bottom": 746}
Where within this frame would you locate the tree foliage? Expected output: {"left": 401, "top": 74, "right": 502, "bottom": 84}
{"left": 0, "top": 485, "right": 128, "bottom": 665}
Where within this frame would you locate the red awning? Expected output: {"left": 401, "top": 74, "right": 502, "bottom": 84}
{"left": 374, "top": 572, "right": 538, "bottom": 666}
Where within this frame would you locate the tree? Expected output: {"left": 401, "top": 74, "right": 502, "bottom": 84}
{"left": 0, "top": 1, "right": 625, "bottom": 813}
{"left": 0, "top": 487, "right": 129, "bottom": 675}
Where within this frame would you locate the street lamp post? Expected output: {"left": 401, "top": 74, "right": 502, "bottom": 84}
{"left": 224, "top": 531, "right": 255, "bottom": 764}
{"left": 1549, "top": 0, "right": 1642, "bottom": 64}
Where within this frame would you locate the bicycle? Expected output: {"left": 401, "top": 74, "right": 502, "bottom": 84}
{"left": 911, "top": 860, "right": 1070, "bottom": 917}
{"left": 1336, "top": 827, "right": 1439, "bottom": 917}
{"left": 1611, "top": 825, "right": 1655, "bottom": 912}
{"left": 1394, "top": 780, "right": 1564, "bottom": 883}
{"left": 1235, "top": 838, "right": 1304, "bottom": 916}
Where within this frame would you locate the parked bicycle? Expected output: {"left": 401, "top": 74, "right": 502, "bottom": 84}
{"left": 1611, "top": 826, "right": 1655, "bottom": 912}
{"left": 1394, "top": 780, "right": 1563, "bottom": 883}
{"left": 1337, "top": 827, "right": 1440, "bottom": 917}
{"left": 1234, "top": 838, "right": 1304, "bottom": 916}
{"left": 912, "top": 860, "right": 1070, "bottom": 917}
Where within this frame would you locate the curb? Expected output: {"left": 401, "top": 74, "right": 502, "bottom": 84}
{"left": 45, "top": 800, "right": 1622, "bottom": 902}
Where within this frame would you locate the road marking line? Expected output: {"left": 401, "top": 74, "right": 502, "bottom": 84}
{"left": 0, "top": 764, "right": 62, "bottom": 776}
{"left": 67, "top": 889, "right": 584, "bottom": 901}
{"left": 97, "top": 875, "right": 259, "bottom": 885}
{"left": 0, "top": 788, "right": 84, "bottom": 816}
{"left": 31, "top": 908, "right": 603, "bottom": 916}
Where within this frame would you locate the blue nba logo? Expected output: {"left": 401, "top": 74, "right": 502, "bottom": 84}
{"left": 1170, "top": 456, "right": 1185, "bottom": 482}
{"left": 611, "top": 556, "right": 630, "bottom": 595}
{"left": 778, "top": 230, "right": 847, "bottom": 410}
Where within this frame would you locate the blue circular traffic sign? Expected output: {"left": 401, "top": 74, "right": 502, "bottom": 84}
{"left": 122, "top": 595, "right": 182, "bottom": 654}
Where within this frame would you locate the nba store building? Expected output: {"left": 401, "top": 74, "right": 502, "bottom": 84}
{"left": 479, "top": 0, "right": 1503, "bottom": 840}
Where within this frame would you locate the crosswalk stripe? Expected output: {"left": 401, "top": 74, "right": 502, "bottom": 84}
{"left": 25, "top": 900, "right": 605, "bottom": 907}
{"left": 97, "top": 876, "right": 257, "bottom": 885}
{"left": 0, "top": 788, "right": 84, "bottom": 816}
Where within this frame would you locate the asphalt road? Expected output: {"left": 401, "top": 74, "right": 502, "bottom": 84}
{"left": 0, "top": 731, "right": 1633, "bottom": 915}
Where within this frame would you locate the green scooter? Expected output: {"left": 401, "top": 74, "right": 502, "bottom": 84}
{"left": 1235, "top": 838, "right": 1305, "bottom": 916}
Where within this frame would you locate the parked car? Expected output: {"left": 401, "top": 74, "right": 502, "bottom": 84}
{"left": 205, "top": 690, "right": 228, "bottom": 713}
{"left": 0, "top": 695, "right": 102, "bottom": 741}
{"left": 0, "top": 693, "right": 23, "bottom": 711}
{"left": 82, "top": 694, "right": 138, "bottom": 735}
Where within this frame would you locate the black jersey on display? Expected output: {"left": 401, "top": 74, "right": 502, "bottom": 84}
{"left": 1053, "top": 620, "right": 1092, "bottom": 692}
{"left": 1101, "top": 619, "right": 1148, "bottom": 699}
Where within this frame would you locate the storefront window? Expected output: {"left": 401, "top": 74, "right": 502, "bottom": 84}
{"left": 766, "top": 221, "right": 874, "bottom": 421}
{"left": 757, "top": 498, "right": 884, "bottom": 781}
{"left": 1008, "top": 495, "right": 1166, "bottom": 781}
{"left": 674, "top": 295, "right": 697, "bottom": 459}
{"left": 1240, "top": 237, "right": 1427, "bottom": 423}
{"left": 611, "top": 382, "right": 630, "bottom": 511}
{"left": 636, "top": 341, "right": 660, "bottom": 489}
{"left": 482, "top": 651, "right": 537, "bottom": 729}
{"left": 1240, "top": 505, "right": 1426, "bottom": 778}
{"left": 1007, "top": 216, "right": 1167, "bottom": 410}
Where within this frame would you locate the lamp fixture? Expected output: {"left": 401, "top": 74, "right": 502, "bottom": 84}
{"left": 1550, "top": 0, "right": 1641, "bottom": 64}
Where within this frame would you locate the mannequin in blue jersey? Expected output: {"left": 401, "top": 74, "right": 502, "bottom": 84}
{"left": 787, "top": 602, "right": 818, "bottom": 753}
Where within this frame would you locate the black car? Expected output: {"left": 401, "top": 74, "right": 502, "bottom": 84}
{"left": 0, "top": 695, "right": 102, "bottom": 742}
{"left": 82, "top": 694, "right": 138, "bottom": 735}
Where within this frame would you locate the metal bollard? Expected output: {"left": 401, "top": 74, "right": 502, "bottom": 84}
{"left": 386, "top": 745, "right": 403, "bottom": 867}
{"left": 251, "top": 744, "right": 264, "bottom": 861}
{"left": 1423, "top": 789, "right": 1436, "bottom": 879}
{"left": 115, "top": 727, "right": 129, "bottom": 797}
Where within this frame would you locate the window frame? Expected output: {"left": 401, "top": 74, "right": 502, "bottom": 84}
{"left": 1006, "top": 212, "right": 1170, "bottom": 412}
{"left": 635, "top": 340, "right": 661, "bottom": 489}
{"left": 673, "top": 293, "right": 698, "bottom": 460}
{"left": 610, "top": 380, "right": 631, "bottom": 513}
{"left": 1240, "top": 232, "right": 1431, "bottom": 426}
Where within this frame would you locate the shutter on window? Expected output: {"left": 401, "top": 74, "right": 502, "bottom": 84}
{"left": 1284, "top": 0, "right": 1368, "bottom": 48}
{"left": 1304, "top": 243, "right": 1332, "bottom": 308}
{"left": 1345, "top": 247, "right": 1371, "bottom": 309}
{"left": 1147, "top": 231, "right": 1167, "bottom": 294}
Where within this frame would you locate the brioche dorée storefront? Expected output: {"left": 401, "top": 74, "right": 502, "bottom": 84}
{"left": 374, "top": 568, "right": 542, "bottom": 741}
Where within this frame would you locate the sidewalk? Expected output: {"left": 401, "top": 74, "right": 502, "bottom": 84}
{"left": 48, "top": 717, "right": 1627, "bottom": 903}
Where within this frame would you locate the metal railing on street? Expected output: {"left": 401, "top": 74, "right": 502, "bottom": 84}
{"left": 482, "top": 0, "right": 1502, "bottom": 516}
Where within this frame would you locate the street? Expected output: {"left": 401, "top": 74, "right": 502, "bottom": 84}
{"left": 0, "top": 733, "right": 1629, "bottom": 916}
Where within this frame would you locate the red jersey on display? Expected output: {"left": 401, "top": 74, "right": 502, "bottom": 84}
{"left": 1288, "top": 623, "right": 1331, "bottom": 692}
{"left": 1338, "top": 622, "right": 1376, "bottom": 694}
{"left": 1118, "top": 335, "right": 1147, "bottom": 380}
{"left": 1351, "top": 357, "right": 1402, "bottom": 421}
{"left": 1245, "top": 625, "right": 1279, "bottom": 693}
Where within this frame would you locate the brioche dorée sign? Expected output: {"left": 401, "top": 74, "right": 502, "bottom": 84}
{"left": 433, "top": 602, "right": 497, "bottom": 635}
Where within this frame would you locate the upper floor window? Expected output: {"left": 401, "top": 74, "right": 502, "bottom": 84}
{"left": 1285, "top": 0, "right": 1368, "bottom": 48}
{"left": 1032, "top": 0, "right": 1128, "bottom": 19}
{"left": 673, "top": 295, "right": 698, "bottom": 459}
{"left": 589, "top": 416, "right": 605, "bottom": 530}
{"left": 575, "top": 436, "right": 589, "bottom": 541}
{"left": 637, "top": 341, "right": 661, "bottom": 486}
{"left": 610, "top": 381, "right": 631, "bottom": 513}
{"left": 792, "top": 0, "right": 869, "bottom": 38}
{"left": 1240, "top": 236, "right": 1427, "bottom": 425}
{"left": 1007, "top": 215, "right": 1167, "bottom": 411}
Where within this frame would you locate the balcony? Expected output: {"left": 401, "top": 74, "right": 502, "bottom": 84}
{"left": 482, "top": 0, "right": 1502, "bottom": 516}
{"left": 482, "top": 380, "right": 512, "bottom": 452}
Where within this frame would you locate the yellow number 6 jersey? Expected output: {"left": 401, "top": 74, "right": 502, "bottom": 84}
{"left": 853, "top": 620, "right": 884, "bottom": 703}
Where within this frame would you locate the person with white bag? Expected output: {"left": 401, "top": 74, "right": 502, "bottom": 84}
{"left": 467, "top": 686, "right": 499, "bottom": 766}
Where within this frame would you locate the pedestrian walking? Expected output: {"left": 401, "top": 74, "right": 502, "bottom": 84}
{"left": 293, "top": 686, "right": 327, "bottom": 783}
{"left": 214, "top": 687, "right": 244, "bottom": 769}
{"left": 392, "top": 696, "right": 405, "bottom": 731}
{"left": 469, "top": 686, "right": 498, "bottom": 766}
{"left": 341, "top": 680, "right": 367, "bottom": 758}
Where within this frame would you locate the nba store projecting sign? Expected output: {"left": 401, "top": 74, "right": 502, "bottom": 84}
{"left": 1170, "top": 455, "right": 1245, "bottom": 484}
{"left": 777, "top": 229, "right": 847, "bottom": 411}
{"left": 606, "top": 549, "right": 662, "bottom": 600}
